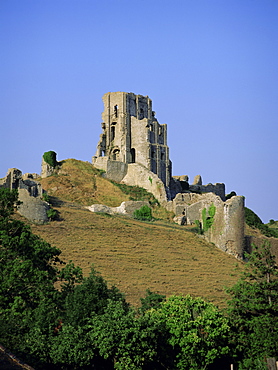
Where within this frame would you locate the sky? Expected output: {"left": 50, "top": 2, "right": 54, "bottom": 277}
{"left": 1, "top": 0, "right": 277, "bottom": 223}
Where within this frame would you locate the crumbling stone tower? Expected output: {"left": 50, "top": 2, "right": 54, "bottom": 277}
{"left": 93, "top": 92, "right": 171, "bottom": 187}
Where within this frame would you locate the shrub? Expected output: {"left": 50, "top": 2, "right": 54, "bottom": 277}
{"left": 133, "top": 205, "right": 152, "bottom": 221}
{"left": 43, "top": 151, "right": 58, "bottom": 168}
{"left": 226, "top": 191, "right": 237, "bottom": 200}
{"left": 42, "top": 193, "right": 50, "bottom": 203}
{"left": 47, "top": 208, "right": 58, "bottom": 221}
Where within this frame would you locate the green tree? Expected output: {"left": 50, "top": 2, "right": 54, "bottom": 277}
{"left": 43, "top": 150, "right": 58, "bottom": 168}
{"left": 90, "top": 300, "right": 168, "bottom": 370}
{"left": 63, "top": 266, "right": 127, "bottom": 327}
{"left": 0, "top": 188, "right": 20, "bottom": 218}
{"left": 226, "top": 242, "right": 278, "bottom": 368}
{"left": 0, "top": 189, "right": 63, "bottom": 366}
{"left": 139, "top": 288, "right": 166, "bottom": 313}
{"left": 153, "top": 295, "right": 230, "bottom": 370}
{"left": 49, "top": 273, "right": 129, "bottom": 368}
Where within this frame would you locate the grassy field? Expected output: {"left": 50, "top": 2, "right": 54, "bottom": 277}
{"left": 25, "top": 159, "right": 247, "bottom": 308}
{"left": 31, "top": 203, "right": 243, "bottom": 309}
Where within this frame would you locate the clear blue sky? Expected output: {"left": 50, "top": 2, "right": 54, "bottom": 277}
{"left": 1, "top": 0, "right": 277, "bottom": 223}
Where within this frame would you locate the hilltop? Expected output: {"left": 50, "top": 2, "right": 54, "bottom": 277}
{"left": 25, "top": 159, "right": 246, "bottom": 308}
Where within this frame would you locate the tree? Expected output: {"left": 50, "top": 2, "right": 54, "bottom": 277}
{"left": 63, "top": 266, "right": 127, "bottom": 328}
{"left": 0, "top": 188, "right": 20, "bottom": 218}
{"left": 153, "top": 295, "right": 230, "bottom": 370}
{"left": 43, "top": 150, "right": 58, "bottom": 168}
{"left": 139, "top": 288, "right": 166, "bottom": 313}
{"left": 226, "top": 242, "right": 278, "bottom": 369}
{"left": 89, "top": 300, "right": 167, "bottom": 370}
{"left": 0, "top": 188, "right": 63, "bottom": 366}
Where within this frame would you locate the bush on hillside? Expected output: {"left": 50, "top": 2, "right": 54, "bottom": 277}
{"left": 226, "top": 191, "right": 237, "bottom": 200}
{"left": 133, "top": 205, "right": 152, "bottom": 221}
{"left": 47, "top": 208, "right": 59, "bottom": 221}
{"left": 43, "top": 151, "right": 58, "bottom": 168}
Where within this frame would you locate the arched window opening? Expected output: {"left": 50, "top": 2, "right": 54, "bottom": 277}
{"left": 161, "top": 152, "right": 165, "bottom": 160}
{"left": 131, "top": 148, "right": 136, "bottom": 163}
{"left": 112, "top": 149, "right": 120, "bottom": 161}
{"left": 151, "top": 150, "right": 156, "bottom": 159}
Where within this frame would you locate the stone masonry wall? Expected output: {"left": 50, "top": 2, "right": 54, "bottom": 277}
{"left": 169, "top": 192, "right": 245, "bottom": 258}
{"left": 0, "top": 168, "right": 50, "bottom": 224}
{"left": 121, "top": 163, "right": 168, "bottom": 205}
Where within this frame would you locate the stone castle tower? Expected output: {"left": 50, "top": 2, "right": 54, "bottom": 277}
{"left": 93, "top": 92, "right": 171, "bottom": 188}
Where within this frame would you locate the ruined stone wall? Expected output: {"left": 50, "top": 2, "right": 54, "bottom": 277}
{"left": 0, "top": 168, "right": 49, "bottom": 224}
{"left": 169, "top": 192, "right": 245, "bottom": 258}
{"left": 171, "top": 175, "right": 226, "bottom": 201}
{"left": 41, "top": 158, "right": 55, "bottom": 178}
{"left": 200, "top": 194, "right": 245, "bottom": 258}
{"left": 121, "top": 163, "right": 168, "bottom": 205}
{"left": 17, "top": 189, "right": 50, "bottom": 224}
{"left": 101, "top": 160, "right": 128, "bottom": 183}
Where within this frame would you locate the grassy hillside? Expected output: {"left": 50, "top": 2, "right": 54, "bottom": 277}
{"left": 29, "top": 159, "right": 245, "bottom": 308}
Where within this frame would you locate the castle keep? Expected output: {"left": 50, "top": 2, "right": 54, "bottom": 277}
{"left": 93, "top": 92, "right": 171, "bottom": 189}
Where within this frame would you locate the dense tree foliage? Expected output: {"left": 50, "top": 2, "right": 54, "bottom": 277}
{"left": 227, "top": 242, "right": 278, "bottom": 369}
{"left": 153, "top": 295, "right": 230, "bottom": 369}
{"left": 139, "top": 288, "right": 166, "bottom": 313}
{"left": 0, "top": 190, "right": 61, "bottom": 362}
{"left": 1, "top": 188, "right": 278, "bottom": 369}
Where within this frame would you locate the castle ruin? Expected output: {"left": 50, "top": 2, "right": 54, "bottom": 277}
{"left": 93, "top": 92, "right": 172, "bottom": 195}
{"left": 0, "top": 169, "right": 50, "bottom": 224}
{"left": 93, "top": 92, "right": 246, "bottom": 258}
